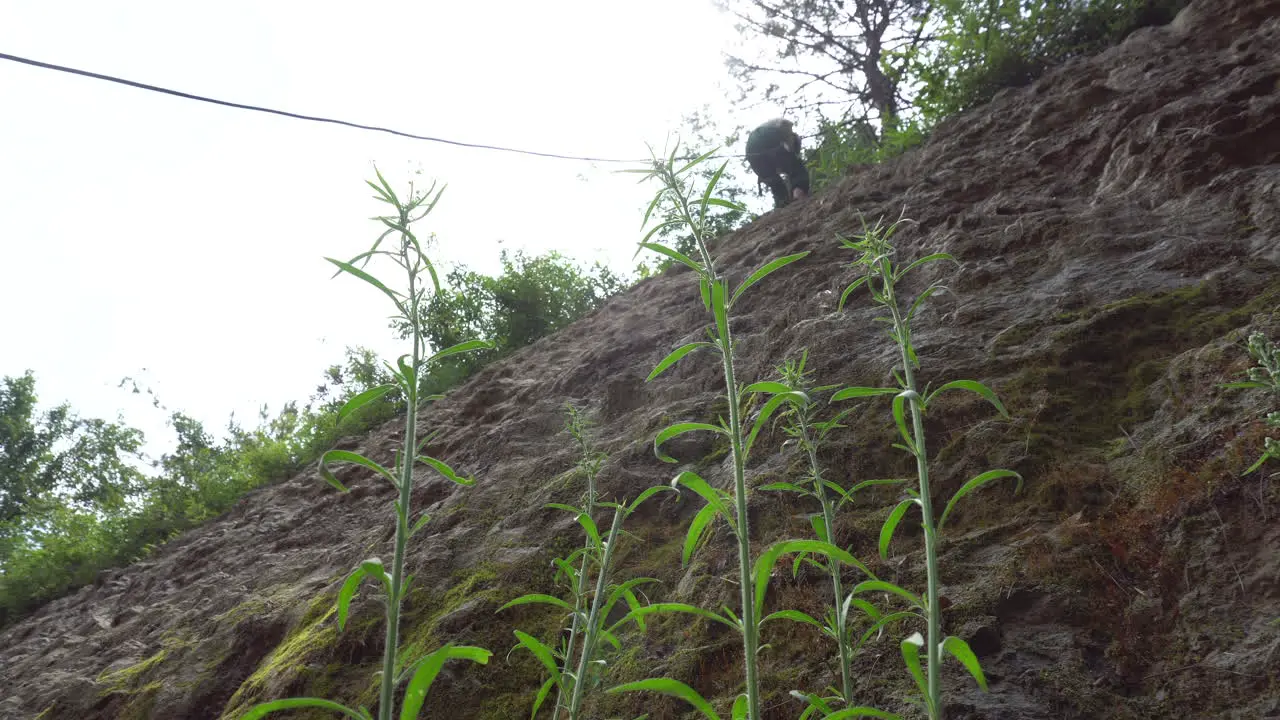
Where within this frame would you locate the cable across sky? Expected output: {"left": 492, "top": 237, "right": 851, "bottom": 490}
{"left": 0, "top": 51, "right": 658, "bottom": 164}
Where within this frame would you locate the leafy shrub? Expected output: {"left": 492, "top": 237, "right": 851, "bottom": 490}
{"left": 915, "top": 0, "right": 1190, "bottom": 122}
{"left": 406, "top": 249, "right": 628, "bottom": 381}
{"left": 0, "top": 352, "right": 400, "bottom": 628}
{"left": 803, "top": 119, "right": 928, "bottom": 193}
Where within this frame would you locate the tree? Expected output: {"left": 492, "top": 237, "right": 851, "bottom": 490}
{"left": 720, "top": 0, "right": 933, "bottom": 136}
{"left": 0, "top": 372, "right": 146, "bottom": 560}
{"left": 397, "top": 248, "right": 628, "bottom": 384}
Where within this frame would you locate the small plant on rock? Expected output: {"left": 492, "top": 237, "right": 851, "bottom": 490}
{"left": 1223, "top": 331, "right": 1280, "bottom": 475}
{"left": 751, "top": 349, "right": 904, "bottom": 717}
{"left": 499, "top": 404, "right": 670, "bottom": 720}
{"left": 242, "top": 170, "right": 493, "bottom": 720}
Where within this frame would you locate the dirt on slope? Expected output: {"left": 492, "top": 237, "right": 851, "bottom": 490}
{"left": 3, "top": 0, "right": 1279, "bottom": 718}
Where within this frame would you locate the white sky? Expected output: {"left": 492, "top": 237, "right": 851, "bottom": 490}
{"left": 0, "top": 1, "right": 777, "bottom": 458}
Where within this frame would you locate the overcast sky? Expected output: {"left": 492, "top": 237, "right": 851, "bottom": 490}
{"left": 0, "top": 1, "right": 777, "bottom": 458}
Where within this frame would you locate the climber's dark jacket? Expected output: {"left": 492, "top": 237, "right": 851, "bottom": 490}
{"left": 745, "top": 119, "right": 810, "bottom": 208}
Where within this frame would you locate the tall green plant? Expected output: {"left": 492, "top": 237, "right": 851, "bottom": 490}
{"left": 498, "top": 405, "right": 669, "bottom": 720}
{"left": 830, "top": 215, "right": 1022, "bottom": 719}
{"left": 242, "top": 170, "right": 493, "bottom": 720}
{"left": 603, "top": 145, "right": 868, "bottom": 720}
{"left": 749, "top": 350, "right": 903, "bottom": 714}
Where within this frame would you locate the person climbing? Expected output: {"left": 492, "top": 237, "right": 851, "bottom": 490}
{"left": 745, "top": 118, "right": 811, "bottom": 209}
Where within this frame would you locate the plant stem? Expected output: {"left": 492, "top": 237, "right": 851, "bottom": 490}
{"left": 555, "top": 439, "right": 599, "bottom": 720}
{"left": 379, "top": 221, "right": 422, "bottom": 720}
{"left": 798, "top": 415, "right": 853, "bottom": 705}
{"left": 567, "top": 507, "right": 624, "bottom": 719}
{"left": 887, "top": 298, "right": 941, "bottom": 718}
{"left": 724, "top": 346, "right": 761, "bottom": 720}
{"left": 669, "top": 173, "right": 762, "bottom": 720}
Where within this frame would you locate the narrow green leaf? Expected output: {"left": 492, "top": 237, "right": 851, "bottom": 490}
{"left": 639, "top": 241, "right": 701, "bottom": 272}
{"left": 530, "top": 676, "right": 556, "bottom": 720}
{"left": 830, "top": 386, "right": 899, "bottom": 402}
{"left": 358, "top": 558, "right": 391, "bottom": 594}
{"left": 905, "top": 283, "right": 944, "bottom": 324}
{"left": 320, "top": 450, "right": 396, "bottom": 491}
{"left": 838, "top": 275, "right": 870, "bottom": 311}
{"left": 792, "top": 691, "right": 835, "bottom": 718}
{"left": 699, "top": 275, "right": 712, "bottom": 310}
{"left": 847, "top": 478, "right": 911, "bottom": 494}
{"left": 326, "top": 258, "right": 403, "bottom": 309}
{"left": 647, "top": 342, "right": 713, "bottom": 382}
{"left": 941, "top": 635, "right": 989, "bottom": 691}
{"left": 336, "top": 566, "right": 368, "bottom": 631}
{"left": 400, "top": 644, "right": 492, "bottom": 720}
{"left": 409, "top": 513, "right": 432, "bottom": 538}
{"left": 856, "top": 611, "right": 922, "bottom": 650}
{"left": 512, "top": 631, "right": 562, "bottom": 686}
{"left": 607, "top": 678, "right": 720, "bottom": 720}
{"left": 761, "top": 609, "right": 824, "bottom": 629}
{"left": 923, "top": 379, "right": 1009, "bottom": 417}
{"left": 729, "top": 252, "right": 810, "bottom": 307}
{"left": 497, "top": 594, "right": 575, "bottom": 613}
{"left": 578, "top": 513, "right": 602, "bottom": 547}
{"left": 711, "top": 279, "right": 729, "bottom": 343}
{"left": 880, "top": 499, "right": 916, "bottom": 559}
{"left": 628, "top": 485, "right": 675, "bottom": 512}
{"left": 732, "top": 693, "right": 749, "bottom": 720}
{"left": 743, "top": 381, "right": 793, "bottom": 394}
{"left": 684, "top": 502, "right": 721, "bottom": 565}
{"left": 900, "top": 633, "right": 929, "bottom": 702}
{"left": 699, "top": 161, "right": 730, "bottom": 221}
{"left": 852, "top": 580, "right": 925, "bottom": 610}
{"left": 1221, "top": 381, "right": 1268, "bottom": 390}
{"left": 240, "top": 698, "right": 368, "bottom": 720}
{"left": 417, "top": 455, "right": 476, "bottom": 486}
{"left": 758, "top": 481, "right": 809, "bottom": 494}
{"left": 672, "top": 471, "right": 733, "bottom": 531}
{"left": 706, "top": 197, "right": 748, "bottom": 213}
{"left": 895, "top": 252, "right": 956, "bottom": 282}
{"left": 602, "top": 577, "right": 661, "bottom": 624}
{"left": 676, "top": 146, "right": 720, "bottom": 175}
{"left": 655, "top": 423, "right": 728, "bottom": 463}
{"left": 821, "top": 708, "right": 903, "bottom": 719}
{"left": 891, "top": 393, "right": 915, "bottom": 452}
{"left": 632, "top": 603, "right": 739, "bottom": 631}
{"left": 745, "top": 391, "right": 808, "bottom": 460}
{"left": 755, "top": 540, "right": 870, "bottom": 617}
{"left": 938, "top": 469, "right": 1023, "bottom": 529}
{"left": 427, "top": 339, "right": 493, "bottom": 366}
{"left": 374, "top": 167, "right": 400, "bottom": 206}
{"left": 337, "top": 384, "right": 398, "bottom": 423}
{"left": 809, "top": 514, "right": 829, "bottom": 542}
{"left": 640, "top": 191, "right": 664, "bottom": 229}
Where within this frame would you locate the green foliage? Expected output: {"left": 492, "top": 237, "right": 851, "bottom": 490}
{"left": 402, "top": 249, "right": 627, "bottom": 384}
{"left": 500, "top": 406, "right": 668, "bottom": 720}
{"left": 638, "top": 110, "right": 754, "bottom": 271}
{"left": 246, "top": 168, "right": 491, "bottom": 720}
{"left": 608, "top": 143, "right": 814, "bottom": 720}
{"left": 914, "top": 0, "right": 1189, "bottom": 122}
{"left": 0, "top": 372, "right": 146, "bottom": 534}
{"left": 803, "top": 119, "right": 928, "bottom": 193}
{"left": 832, "top": 214, "right": 1021, "bottom": 718}
{"left": 0, "top": 353, "right": 401, "bottom": 628}
{"left": 1223, "top": 331, "right": 1280, "bottom": 474}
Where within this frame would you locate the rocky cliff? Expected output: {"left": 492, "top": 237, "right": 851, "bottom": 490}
{"left": 2, "top": 0, "right": 1278, "bottom": 718}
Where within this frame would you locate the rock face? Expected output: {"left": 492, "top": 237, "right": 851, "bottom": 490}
{"left": 3, "top": 0, "right": 1279, "bottom": 718}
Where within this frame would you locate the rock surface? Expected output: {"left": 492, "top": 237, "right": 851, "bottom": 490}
{"left": 2, "top": 0, "right": 1279, "bottom": 718}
